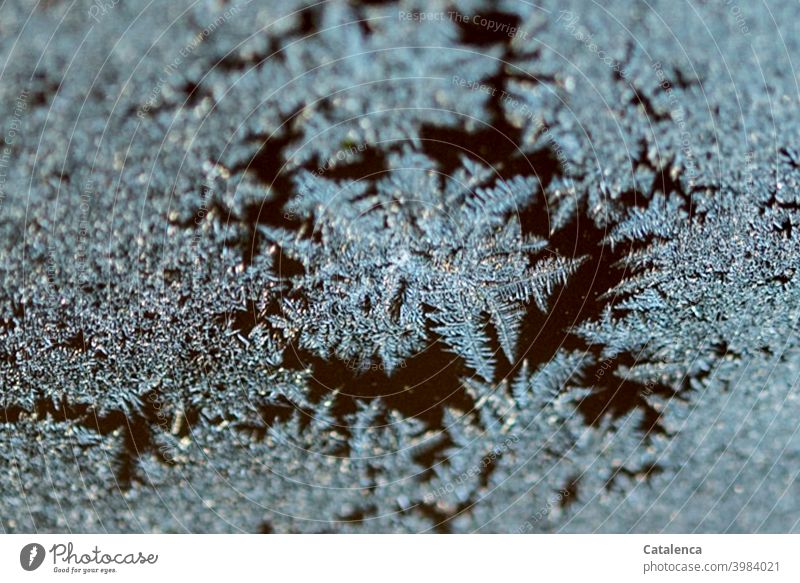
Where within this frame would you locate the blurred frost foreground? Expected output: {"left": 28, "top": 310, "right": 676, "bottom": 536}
{"left": 1, "top": 0, "right": 799, "bottom": 532}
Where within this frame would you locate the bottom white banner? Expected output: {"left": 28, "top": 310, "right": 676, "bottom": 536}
{"left": 1, "top": 535, "right": 797, "bottom": 582}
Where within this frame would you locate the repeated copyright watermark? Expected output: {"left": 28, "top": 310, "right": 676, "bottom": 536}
{"left": 516, "top": 488, "right": 572, "bottom": 533}
{"left": 283, "top": 140, "right": 373, "bottom": 222}
{"left": 557, "top": 11, "right": 629, "bottom": 80}
{"left": 0, "top": 89, "right": 29, "bottom": 216}
{"left": 451, "top": 75, "right": 575, "bottom": 180}
{"left": 137, "top": 2, "right": 248, "bottom": 118}
{"left": 423, "top": 435, "right": 519, "bottom": 504}
{"left": 399, "top": 11, "right": 528, "bottom": 41}
{"left": 651, "top": 61, "right": 698, "bottom": 185}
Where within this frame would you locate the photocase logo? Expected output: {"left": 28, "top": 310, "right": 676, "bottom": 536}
{"left": 20, "top": 543, "right": 46, "bottom": 571}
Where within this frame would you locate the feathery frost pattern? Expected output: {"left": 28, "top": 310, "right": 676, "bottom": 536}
{"left": 1, "top": 0, "right": 799, "bottom": 534}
